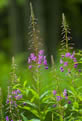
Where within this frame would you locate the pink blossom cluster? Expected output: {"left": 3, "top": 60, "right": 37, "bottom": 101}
{"left": 28, "top": 50, "right": 48, "bottom": 69}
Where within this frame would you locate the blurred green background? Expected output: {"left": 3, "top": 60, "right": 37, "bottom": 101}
{"left": 0, "top": 0, "right": 82, "bottom": 56}
{"left": 0, "top": 0, "right": 82, "bottom": 96}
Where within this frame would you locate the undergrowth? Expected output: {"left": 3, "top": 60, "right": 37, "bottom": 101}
{"left": 0, "top": 2, "right": 82, "bottom": 121}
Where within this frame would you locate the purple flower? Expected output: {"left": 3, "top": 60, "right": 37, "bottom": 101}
{"left": 68, "top": 101, "right": 71, "bottom": 104}
{"left": 78, "top": 69, "right": 81, "bottom": 72}
{"left": 65, "top": 52, "right": 71, "bottom": 57}
{"left": 8, "top": 95, "right": 12, "bottom": 98}
{"left": 38, "top": 55, "right": 43, "bottom": 60}
{"left": 17, "top": 89, "right": 21, "bottom": 93}
{"left": 56, "top": 96, "right": 62, "bottom": 101}
{"left": 6, "top": 99, "right": 9, "bottom": 104}
{"left": 43, "top": 59, "right": 48, "bottom": 66}
{"left": 70, "top": 55, "right": 74, "bottom": 59}
{"left": 11, "top": 120, "right": 13, "bottom": 121}
{"left": 32, "top": 56, "right": 36, "bottom": 61}
{"left": 70, "top": 51, "right": 75, "bottom": 59}
{"left": 10, "top": 100, "right": 13, "bottom": 104}
{"left": 15, "top": 95, "right": 22, "bottom": 100}
{"left": 53, "top": 90, "right": 56, "bottom": 95}
{"left": 65, "top": 96, "right": 68, "bottom": 100}
{"left": 12, "top": 90, "right": 17, "bottom": 95}
{"left": 60, "top": 59, "right": 63, "bottom": 64}
{"left": 74, "top": 63, "right": 78, "bottom": 68}
{"left": 6, "top": 116, "right": 9, "bottom": 121}
{"left": 61, "top": 55, "right": 64, "bottom": 58}
{"left": 23, "top": 102, "right": 27, "bottom": 106}
{"left": 38, "top": 65, "right": 41, "bottom": 68}
{"left": 44, "top": 56, "right": 46, "bottom": 60}
{"left": 29, "top": 65, "right": 32, "bottom": 69}
{"left": 64, "top": 62, "right": 68, "bottom": 66}
{"left": 73, "top": 58, "right": 77, "bottom": 62}
{"left": 30, "top": 53, "right": 35, "bottom": 59}
{"left": 14, "top": 101, "right": 17, "bottom": 107}
{"left": 38, "top": 60, "right": 42, "bottom": 64}
{"left": 60, "top": 66, "right": 64, "bottom": 72}
{"left": 28, "top": 57, "right": 31, "bottom": 64}
{"left": 53, "top": 104, "right": 56, "bottom": 108}
{"left": 29, "top": 53, "right": 37, "bottom": 61}
{"left": 28, "top": 50, "right": 48, "bottom": 69}
{"left": 39, "top": 50, "right": 44, "bottom": 55}
{"left": 63, "top": 89, "right": 67, "bottom": 96}
{"left": 73, "top": 51, "right": 75, "bottom": 55}
{"left": 45, "top": 66, "right": 48, "bottom": 69}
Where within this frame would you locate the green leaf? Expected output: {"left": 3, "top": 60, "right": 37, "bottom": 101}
{"left": 40, "top": 91, "right": 49, "bottom": 100}
{"left": 64, "top": 104, "right": 68, "bottom": 109}
{"left": 28, "top": 88, "right": 39, "bottom": 99}
{"left": 21, "top": 113, "right": 28, "bottom": 121}
{"left": 23, "top": 100, "right": 38, "bottom": 109}
{"left": 19, "top": 106, "right": 39, "bottom": 118}
{"left": 23, "top": 80, "right": 27, "bottom": 87}
{"left": 73, "top": 101, "right": 79, "bottom": 109}
{"left": 13, "top": 84, "right": 21, "bottom": 89}
{"left": 30, "top": 119, "right": 40, "bottom": 121}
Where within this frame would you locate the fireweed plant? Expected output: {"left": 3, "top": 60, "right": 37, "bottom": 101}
{"left": 5, "top": 57, "right": 22, "bottom": 121}
{"left": 0, "top": 3, "right": 82, "bottom": 121}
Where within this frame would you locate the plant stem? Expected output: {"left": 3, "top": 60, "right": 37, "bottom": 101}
{"left": 55, "top": 73, "right": 64, "bottom": 121}
{"left": 52, "top": 113, "right": 54, "bottom": 121}
{"left": 36, "top": 66, "right": 43, "bottom": 121}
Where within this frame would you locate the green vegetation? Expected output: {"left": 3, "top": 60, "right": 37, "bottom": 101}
{"left": 0, "top": 1, "right": 82, "bottom": 121}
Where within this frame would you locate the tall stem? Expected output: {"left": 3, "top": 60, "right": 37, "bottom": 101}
{"left": 52, "top": 113, "right": 54, "bottom": 121}
{"left": 36, "top": 67, "right": 42, "bottom": 121}
{"left": 30, "top": 2, "right": 38, "bottom": 55}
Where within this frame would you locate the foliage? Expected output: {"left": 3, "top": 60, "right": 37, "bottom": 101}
{"left": 0, "top": 2, "right": 82, "bottom": 121}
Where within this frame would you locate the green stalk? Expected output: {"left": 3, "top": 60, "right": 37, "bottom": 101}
{"left": 52, "top": 113, "right": 54, "bottom": 121}
{"left": 56, "top": 77, "right": 64, "bottom": 121}
{"left": 8, "top": 87, "right": 14, "bottom": 120}
{"left": 51, "top": 59, "right": 64, "bottom": 121}
{"left": 36, "top": 66, "right": 43, "bottom": 121}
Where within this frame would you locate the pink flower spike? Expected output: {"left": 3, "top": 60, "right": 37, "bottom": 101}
{"left": 38, "top": 55, "right": 43, "bottom": 61}
{"left": 30, "top": 53, "right": 35, "bottom": 58}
